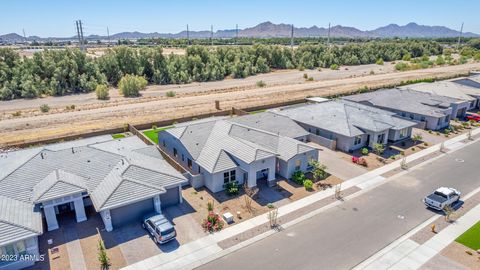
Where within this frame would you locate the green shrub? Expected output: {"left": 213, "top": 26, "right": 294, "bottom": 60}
{"left": 118, "top": 74, "right": 147, "bottom": 97}
{"left": 267, "top": 203, "right": 275, "bottom": 209}
{"left": 395, "top": 62, "right": 408, "bottom": 71}
{"left": 291, "top": 170, "right": 306, "bottom": 185}
{"left": 376, "top": 58, "right": 384, "bottom": 65}
{"left": 330, "top": 64, "right": 339, "bottom": 70}
{"left": 307, "top": 77, "right": 314, "bottom": 81}
{"left": 166, "top": 90, "right": 176, "bottom": 97}
{"left": 256, "top": 80, "right": 266, "bottom": 87}
{"left": 40, "top": 104, "right": 50, "bottom": 113}
{"left": 224, "top": 181, "right": 240, "bottom": 196}
{"left": 95, "top": 84, "right": 109, "bottom": 100}
{"left": 402, "top": 53, "right": 412, "bottom": 61}
{"left": 361, "top": 148, "right": 369, "bottom": 155}
{"left": 303, "top": 179, "right": 313, "bottom": 190}
{"left": 11, "top": 111, "right": 21, "bottom": 117}
{"left": 303, "top": 73, "right": 308, "bottom": 79}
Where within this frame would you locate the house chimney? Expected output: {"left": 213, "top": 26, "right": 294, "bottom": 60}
{"left": 121, "top": 159, "right": 124, "bottom": 165}
{"left": 71, "top": 147, "right": 75, "bottom": 154}
{"left": 41, "top": 152, "right": 44, "bottom": 159}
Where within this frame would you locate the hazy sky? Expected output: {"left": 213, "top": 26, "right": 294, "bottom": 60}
{"left": 1, "top": 0, "right": 479, "bottom": 37}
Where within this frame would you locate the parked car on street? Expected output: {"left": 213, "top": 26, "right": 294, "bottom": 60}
{"left": 466, "top": 113, "right": 480, "bottom": 122}
{"left": 142, "top": 213, "right": 176, "bottom": 244}
{"left": 423, "top": 187, "right": 460, "bottom": 211}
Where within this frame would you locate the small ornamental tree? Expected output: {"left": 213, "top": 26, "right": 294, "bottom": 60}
{"left": 412, "top": 133, "right": 423, "bottom": 145}
{"left": 95, "top": 84, "right": 109, "bottom": 100}
{"left": 202, "top": 212, "right": 224, "bottom": 233}
{"left": 97, "top": 239, "right": 110, "bottom": 270}
{"left": 373, "top": 143, "right": 385, "bottom": 156}
{"left": 118, "top": 74, "right": 147, "bottom": 97}
{"left": 309, "top": 160, "right": 328, "bottom": 181}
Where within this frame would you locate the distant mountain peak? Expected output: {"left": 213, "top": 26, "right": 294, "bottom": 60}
{"left": 1, "top": 21, "right": 478, "bottom": 42}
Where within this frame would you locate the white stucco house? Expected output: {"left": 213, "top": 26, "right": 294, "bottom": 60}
{"left": 158, "top": 115, "right": 318, "bottom": 192}
{"left": 0, "top": 136, "right": 186, "bottom": 270}
{"left": 270, "top": 100, "right": 417, "bottom": 153}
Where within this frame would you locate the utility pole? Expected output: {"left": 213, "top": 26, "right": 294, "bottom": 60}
{"left": 327, "top": 22, "right": 331, "bottom": 46}
{"left": 79, "top": 20, "right": 85, "bottom": 48}
{"left": 290, "top": 24, "right": 294, "bottom": 48}
{"left": 211, "top": 25, "right": 214, "bottom": 46}
{"left": 457, "top": 22, "right": 464, "bottom": 51}
{"left": 22, "top": 29, "right": 27, "bottom": 45}
{"left": 235, "top": 24, "right": 238, "bottom": 45}
{"left": 107, "top": 26, "right": 111, "bottom": 47}
{"left": 75, "top": 20, "right": 85, "bottom": 51}
{"left": 186, "top": 24, "right": 190, "bottom": 45}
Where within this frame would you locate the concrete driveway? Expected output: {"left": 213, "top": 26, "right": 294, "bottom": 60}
{"left": 163, "top": 202, "right": 206, "bottom": 245}
{"left": 111, "top": 222, "right": 161, "bottom": 265}
{"left": 310, "top": 143, "right": 368, "bottom": 181}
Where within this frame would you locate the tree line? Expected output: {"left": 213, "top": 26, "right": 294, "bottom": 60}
{"left": 0, "top": 40, "right": 444, "bottom": 100}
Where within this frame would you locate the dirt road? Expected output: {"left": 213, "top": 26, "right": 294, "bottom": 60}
{"left": 1, "top": 62, "right": 479, "bottom": 148}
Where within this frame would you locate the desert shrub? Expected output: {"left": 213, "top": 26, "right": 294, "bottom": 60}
{"left": 95, "top": 84, "right": 109, "bottom": 100}
{"left": 118, "top": 74, "right": 147, "bottom": 97}
{"left": 11, "top": 111, "right": 21, "bottom": 117}
{"left": 307, "top": 77, "right": 314, "bottom": 81}
{"left": 376, "top": 58, "right": 384, "bottom": 65}
{"left": 303, "top": 73, "right": 308, "bottom": 79}
{"left": 166, "top": 90, "right": 176, "bottom": 97}
{"left": 330, "top": 64, "right": 339, "bottom": 70}
{"left": 303, "top": 179, "right": 313, "bottom": 190}
{"left": 40, "top": 104, "right": 50, "bottom": 113}
{"left": 395, "top": 62, "right": 408, "bottom": 71}
{"left": 361, "top": 148, "right": 369, "bottom": 155}
{"left": 291, "top": 170, "right": 306, "bottom": 185}
{"left": 256, "top": 80, "right": 266, "bottom": 87}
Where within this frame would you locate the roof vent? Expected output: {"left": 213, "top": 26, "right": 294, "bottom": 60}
{"left": 71, "top": 147, "right": 75, "bottom": 154}
{"left": 40, "top": 152, "right": 44, "bottom": 159}
{"left": 121, "top": 159, "right": 124, "bottom": 165}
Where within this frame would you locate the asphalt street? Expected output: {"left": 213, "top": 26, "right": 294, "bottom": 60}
{"left": 196, "top": 140, "right": 480, "bottom": 270}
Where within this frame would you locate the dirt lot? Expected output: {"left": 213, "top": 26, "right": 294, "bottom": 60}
{"left": 1, "top": 62, "right": 480, "bottom": 148}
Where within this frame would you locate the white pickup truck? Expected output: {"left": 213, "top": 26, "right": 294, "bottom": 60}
{"left": 423, "top": 187, "right": 461, "bottom": 211}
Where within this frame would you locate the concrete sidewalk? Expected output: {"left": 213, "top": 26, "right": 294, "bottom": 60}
{"left": 357, "top": 188, "right": 480, "bottom": 270}
{"left": 122, "top": 128, "right": 480, "bottom": 270}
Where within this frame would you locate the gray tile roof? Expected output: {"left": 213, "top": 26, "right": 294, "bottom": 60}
{"left": 343, "top": 88, "right": 457, "bottom": 118}
{"left": 0, "top": 196, "right": 42, "bottom": 246}
{"left": 451, "top": 77, "right": 480, "bottom": 93}
{"left": 32, "top": 170, "right": 88, "bottom": 203}
{"left": 271, "top": 100, "right": 417, "bottom": 137}
{"left": 228, "top": 112, "right": 310, "bottom": 138}
{"left": 401, "top": 82, "right": 476, "bottom": 101}
{"left": 0, "top": 136, "right": 187, "bottom": 240}
{"left": 165, "top": 119, "right": 316, "bottom": 174}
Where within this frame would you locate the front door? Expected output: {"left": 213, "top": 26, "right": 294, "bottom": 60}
{"left": 256, "top": 169, "right": 269, "bottom": 181}
{"left": 365, "top": 134, "right": 370, "bottom": 147}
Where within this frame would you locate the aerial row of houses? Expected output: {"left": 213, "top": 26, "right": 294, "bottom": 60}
{"left": 1, "top": 74, "right": 479, "bottom": 269}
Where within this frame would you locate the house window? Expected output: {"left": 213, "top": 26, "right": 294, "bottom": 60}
{"left": 223, "top": 170, "right": 236, "bottom": 184}
{"left": 295, "top": 160, "right": 301, "bottom": 171}
{"left": 401, "top": 112, "right": 406, "bottom": 117}
{"left": 354, "top": 135, "right": 362, "bottom": 145}
{"left": 0, "top": 240, "right": 27, "bottom": 258}
{"left": 173, "top": 148, "right": 178, "bottom": 157}
{"left": 377, "top": 133, "right": 385, "bottom": 143}
{"left": 445, "top": 115, "right": 450, "bottom": 123}
{"left": 162, "top": 140, "right": 166, "bottom": 147}
{"left": 420, "top": 116, "right": 426, "bottom": 122}
{"left": 316, "top": 129, "right": 320, "bottom": 135}
{"left": 181, "top": 154, "right": 184, "bottom": 162}
{"left": 198, "top": 166, "right": 201, "bottom": 174}
{"left": 409, "top": 113, "right": 414, "bottom": 120}
{"left": 187, "top": 159, "right": 192, "bottom": 169}
{"left": 400, "top": 128, "right": 408, "bottom": 138}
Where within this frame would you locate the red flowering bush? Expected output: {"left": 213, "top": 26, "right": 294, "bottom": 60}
{"left": 202, "top": 212, "right": 224, "bottom": 233}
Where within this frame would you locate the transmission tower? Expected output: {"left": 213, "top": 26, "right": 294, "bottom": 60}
{"left": 186, "top": 24, "right": 190, "bottom": 45}
{"left": 235, "top": 24, "right": 238, "bottom": 45}
{"left": 327, "top": 22, "right": 331, "bottom": 46}
{"left": 75, "top": 20, "right": 85, "bottom": 51}
{"left": 107, "top": 26, "right": 111, "bottom": 47}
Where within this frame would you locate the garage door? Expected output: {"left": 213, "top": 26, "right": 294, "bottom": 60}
{"left": 160, "top": 186, "right": 180, "bottom": 207}
{"left": 110, "top": 198, "right": 154, "bottom": 228}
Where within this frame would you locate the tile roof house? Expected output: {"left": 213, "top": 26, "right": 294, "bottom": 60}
{"left": 270, "top": 100, "right": 417, "bottom": 152}
{"left": 450, "top": 75, "right": 480, "bottom": 108}
{"left": 158, "top": 116, "right": 318, "bottom": 192}
{"left": 0, "top": 136, "right": 186, "bottom": 269}
{"left": 401, "top": 81, "right": 479, "bottom": 111}
{"left": 343, "top": 88, "right": 463, "bottom": 130}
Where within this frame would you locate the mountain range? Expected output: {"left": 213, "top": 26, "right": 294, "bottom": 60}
{"left": 1, "top": 21, "right": 478, "bottom": 42}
